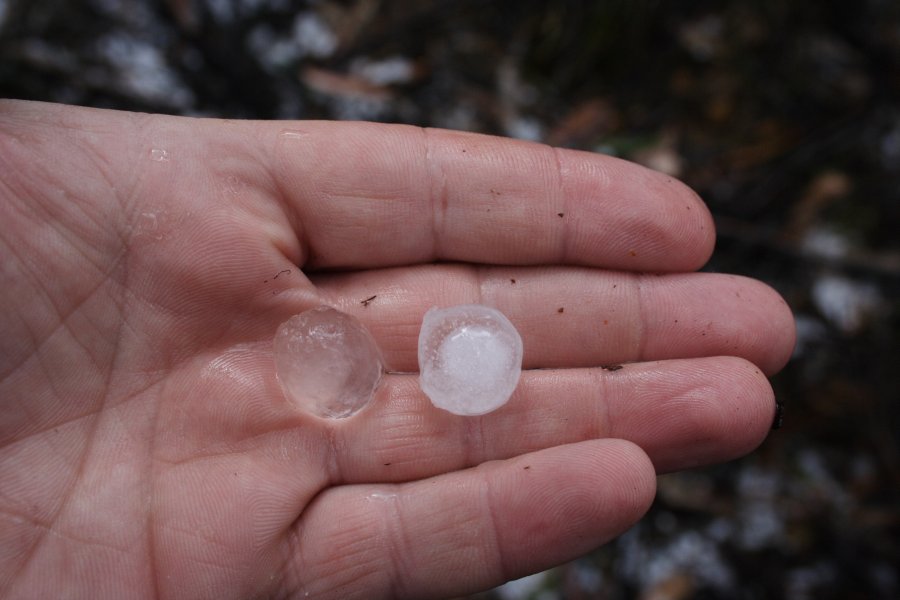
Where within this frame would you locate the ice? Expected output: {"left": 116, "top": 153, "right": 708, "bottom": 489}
{"left": 418, "top": 305, "right": 523, "bottom": 416}
{"left": 273, "top": 306, "right": 383, "bottom": 419}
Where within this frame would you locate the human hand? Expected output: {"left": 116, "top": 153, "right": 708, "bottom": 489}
{"left": 0, "top": 101, "right": 794, "bottom": 599}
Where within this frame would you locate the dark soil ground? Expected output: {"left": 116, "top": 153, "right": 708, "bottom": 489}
{"left": 2, "top": 1, "right": 898, "bottom": 598}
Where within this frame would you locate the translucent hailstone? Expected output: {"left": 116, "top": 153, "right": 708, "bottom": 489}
{"left": 273, "top": 306, "right": 383, "bottom": 419}
{"left": 418, "top": 305, "right": 523, "bottom": 416}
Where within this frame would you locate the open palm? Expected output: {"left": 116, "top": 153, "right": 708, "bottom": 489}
{"left": 0, "top": 101, "right": 794, "bottom": 599}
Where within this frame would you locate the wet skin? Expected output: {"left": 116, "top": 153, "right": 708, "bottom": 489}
{"left": 0, "top": 101, "right": 794, "bottom": 599}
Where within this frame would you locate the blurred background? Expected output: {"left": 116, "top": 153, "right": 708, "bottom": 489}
{"left": 1, "top": 0, "right": 898, "bottom": 598}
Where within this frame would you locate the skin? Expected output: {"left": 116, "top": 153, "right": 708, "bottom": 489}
{"left": 0, "top": 101, "right": 795, "bottom": 599}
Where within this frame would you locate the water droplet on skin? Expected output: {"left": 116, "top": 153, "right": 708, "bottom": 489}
{"left": 131, "top": 210, "right": 169, "bottom": 241}
{"left": 280, "top": 129, "right": 309, "bottom": 139}
{"left": 150, "top": 148, "right": 169, "bottom": 161}
{"left": 138, "top": 212, "right": 158, "bottom": 232}
{"left": 365, "top": 491, "right": 399, "bottom": 502}
{"left": 274, "top": 307, "right": 383, "bottom": 419}
{"left": 418, "top": 305, "right": 523, "bottom": 416}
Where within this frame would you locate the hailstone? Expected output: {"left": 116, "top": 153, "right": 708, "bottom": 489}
{"left": 418, "top": 304, "right": 523, "bottom": 416}
{"left": 274, "top": 306, "right": 383, "bottom": 418}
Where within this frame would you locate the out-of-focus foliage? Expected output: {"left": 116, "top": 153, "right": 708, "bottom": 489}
{"left": 1, "top": 1, "right": 898, "bottom": 598}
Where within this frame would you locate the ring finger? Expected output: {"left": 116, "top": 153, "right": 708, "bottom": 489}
{"left": 327, "top": 355, "right": 776, "bottom": 483}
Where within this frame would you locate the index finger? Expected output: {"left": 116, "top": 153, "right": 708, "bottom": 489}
{"left": 273, "top": 122, "right": 714, "bottom": 270}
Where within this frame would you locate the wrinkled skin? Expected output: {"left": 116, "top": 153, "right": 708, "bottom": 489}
{"left": 0, "top": 101, "right": 795, "bottom": 599}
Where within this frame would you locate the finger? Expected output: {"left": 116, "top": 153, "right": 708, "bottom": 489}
{"left": 284, "top": 439, "right": 655, "bottom": 599}
{"left": 313, "top": 266, "right": 796, "bottom": 375}
{"left": 331, "top": 356, "right": 774, "bottom": 483}
{"left": 273, "top": 122, "right": 714, "bottom": 270}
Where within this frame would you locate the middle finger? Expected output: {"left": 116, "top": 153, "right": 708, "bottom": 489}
{"left": 312, "top": 265, "right": 794, "bottom": 375}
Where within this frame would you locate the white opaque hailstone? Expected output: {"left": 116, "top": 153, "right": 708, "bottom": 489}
{"left": 274, "top": 306, "right": 383, "bottom": 419}
{"left": 418, "top": 305, "right": 523, "bottom": 416}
